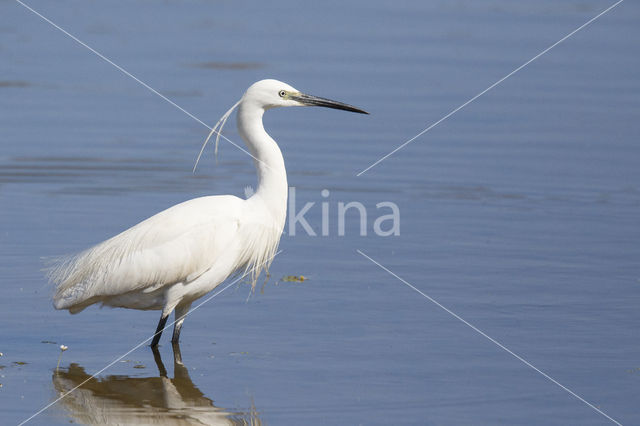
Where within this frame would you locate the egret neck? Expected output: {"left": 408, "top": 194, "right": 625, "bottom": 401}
{"left": 237, "top": 99, "right": 288, "bottom": 226}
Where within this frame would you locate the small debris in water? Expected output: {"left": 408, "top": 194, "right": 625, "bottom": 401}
{"left": 41, "top": 340, "right": 57, "bottom": 345}
{"left": 56, "top": 345, "right": 68, "bottom": 372}
{"left": 13, "top": 361, "right": 27, "bottom": 366}
{"left": 280, "top": 275, "right": 306, "bottom": 283}
{"left": 133, "top": 364, "right": 145, "bottom": 369}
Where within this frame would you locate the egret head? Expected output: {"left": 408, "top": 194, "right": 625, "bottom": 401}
{"left": 243, "top": 79, "right": 368, "bottom": 114}
{"left": 193, "top": 79, "right": 367, "bottom": 172}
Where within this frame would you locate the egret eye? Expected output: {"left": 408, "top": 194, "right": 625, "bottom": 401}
{"left": 278, "top": 90, "right": 286, "bottom": 98}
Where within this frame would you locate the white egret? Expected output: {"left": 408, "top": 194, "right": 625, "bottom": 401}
{"left": 49, "top": 79, "right": 367, "bottom": 347}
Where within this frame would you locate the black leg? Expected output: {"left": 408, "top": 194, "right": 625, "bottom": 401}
{"left": 150, "top": 314, "right": 168, "bottom": 347}
{"left": 171, "top": 321, "right": 183, "bottom": 344}
{"left": 171, "top": 303, "right": 191, "bottom": 345}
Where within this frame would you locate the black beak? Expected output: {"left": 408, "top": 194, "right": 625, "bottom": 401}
{"left": 290, "top": 93, "right": 369, "bottom": 114}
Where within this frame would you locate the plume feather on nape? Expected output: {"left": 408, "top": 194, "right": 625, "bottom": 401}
{"left": 193, "top": 99, "right": 242, "bottom": 173}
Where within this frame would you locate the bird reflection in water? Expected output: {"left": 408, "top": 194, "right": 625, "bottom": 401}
{"left": 52, "top": 344, "right": 261, "bottom": 425}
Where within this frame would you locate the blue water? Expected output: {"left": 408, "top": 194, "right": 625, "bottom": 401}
{"left": 1, "top": 0, "right": 639, "bottom": 424}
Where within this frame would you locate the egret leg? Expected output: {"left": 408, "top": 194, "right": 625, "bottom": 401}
{"left": 150, "top": 313, "right": 169, "bottom": 347}
{"left": 171, "top": 303, "right": 192, "bottom": 344}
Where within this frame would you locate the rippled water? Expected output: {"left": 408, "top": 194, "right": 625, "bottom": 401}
{"left": 1, "top": 1, "right": 639, "bottom": 425}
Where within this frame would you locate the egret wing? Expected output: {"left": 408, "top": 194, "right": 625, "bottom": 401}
{"left": 50, "top": 195, "right": 244, "bottom": 307}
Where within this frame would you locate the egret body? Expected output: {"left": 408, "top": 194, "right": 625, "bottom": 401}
{"left": 49, "top": 79, "right": 367, "bottom": 346}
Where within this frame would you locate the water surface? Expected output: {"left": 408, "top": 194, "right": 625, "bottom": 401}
{"left": 1, "top": 0, "right": 639, "bottom": 424}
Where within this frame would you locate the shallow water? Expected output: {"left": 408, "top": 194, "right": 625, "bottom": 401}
{"left": 1, "top": 0, "right": 639, "bottom": 425}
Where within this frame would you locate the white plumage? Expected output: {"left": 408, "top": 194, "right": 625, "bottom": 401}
{"left": 48, "top": 79, "right": 367, "bottom": 346}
